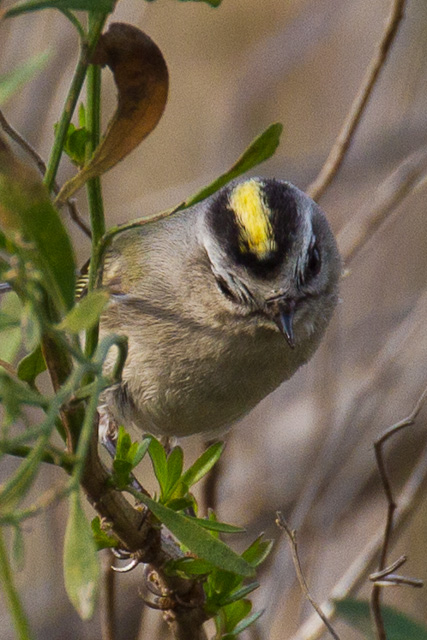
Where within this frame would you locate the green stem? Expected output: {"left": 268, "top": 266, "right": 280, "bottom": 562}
{"left": 0, "top": 528, "right": 33, "bottom": 640}
{"left": 0, "top": 443, "right": 75, "bottom": 473}
{"left": 85, "top": 13, "right": 106, "bottom": 359}
{"left": 43, "top": 13, "right": 108, "bottom": 193}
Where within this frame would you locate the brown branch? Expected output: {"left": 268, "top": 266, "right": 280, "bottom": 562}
{"left": 100, "top": 550, "right": 117, "bottom": 640}
{"left": 338, "top": 147, "right": 427, "bottom": 264}
{"left": 0, "top": 109, "right": 91, "bottom": 238}
{"left": 371, "top": 384, "right": 427, "bottom": 640}
{"left": 276, "top": 512, "right": 341, "bottom": 640}
{"left": 290, "top": 405, "right": 427, "bottom": 640}
{"left": 307, "top": 0, "right": 406, "bottom": 201}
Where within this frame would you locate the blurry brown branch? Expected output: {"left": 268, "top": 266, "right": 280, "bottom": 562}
{"left": 370, "top": 385, "right": 427, "bottom": 640}
{"left": 100, "top": 550, "right": 117, "bottom": 640}
{"left": 307, "top": 0, "right": 406, "bottom": 201}
{"left": 290, "top": 389, "right": 427, "bottom": 640}
{"left": 276, "top": 512, "right": 341, "bottom": 640}
{"left": 338, "top": 147, "right": 427, "bottom": 264}
{"left": 0, "top": 110, "right": 91, "bottom": 237}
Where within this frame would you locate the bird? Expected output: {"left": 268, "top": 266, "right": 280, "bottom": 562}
{"left": 98, "top": 177, "right": 341, "bottom": 439}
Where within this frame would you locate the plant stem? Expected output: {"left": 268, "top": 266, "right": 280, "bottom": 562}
{"left": 85, "top": 14, "right": 106, "bottom": 359}
{"left": 0, "top": 528, "right": 33, "bottom": 640}
{"left": 43, "top": 13, "right": 108, "bottom": 193}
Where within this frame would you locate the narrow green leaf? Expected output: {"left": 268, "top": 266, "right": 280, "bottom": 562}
{"left": 183, "top": 123, "right": 283, "bottom": 209}
{"left": 181, "top": 441, "right": 224, "bottom": 488}
{"left": 335, "top": 599, "right": 427, "bottom": 640}
{"left": 0, "top": 142, "right": 76, "bottom": 311}
{"left": 219, "top": 583, "right": 259, "bottom": 607}
{"left": 222, "top": 599, "right": 252, "bottom": 634}
{"left": 0, "top": 433, "right": 49, "bottom": 510}
{"left": 112, "top": 459, "right": 133, "bottom": 490}
{"left": 229, "top": 609, "right": 264, "bottom": 636}
{"left": 12, "top": 525, "right": 25, "bottom": 570}
{"left": 137, "top": 494, "right": 254, "bottom": 578}
{"left": 0, "top": 51, "right": 50, "bottom": 105}
{"left": 115, "top": 426, "right": 131, "bottom": 459}
{"left": 6, "top": 0, "right": 116, "bottom": 17}
{"left": 17, "top": 346, "right": 46, "bottom": 383}
{"left": 58, "top": 290, "right": 109, "bottom": 333}
{"left": 164, "top": 496, "right": 194, "bottom": 512}
{"left": 242, "top": 535, "right": 273, "bottom": 567}
{"left": 185, "top": 516, "right": 245, "bottom": 534}
{"left": 166, "top": 556, "right": 213, "bottom": 576}
{"left": 64, "top": 492, "right": 100, "bottom": 619}
{"left": 147, "top": 437, "right": 168, "bottom": 497}
{"left": 165, "top": 446, "right": 183, "bottom": 497}
{"left": 129, "top": 437, "right": 150, "bottom": 468}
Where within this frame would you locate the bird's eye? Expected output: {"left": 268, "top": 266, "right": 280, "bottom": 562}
{"left": 305, "top": 242, "right": 321, "bottom": 281}
{"left": 215, "top": 275, "right": 236, "bottom": 301}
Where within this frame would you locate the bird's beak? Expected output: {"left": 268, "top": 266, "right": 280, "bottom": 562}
{"left": 266, "top": 297, "right": 296, "bottom": 349}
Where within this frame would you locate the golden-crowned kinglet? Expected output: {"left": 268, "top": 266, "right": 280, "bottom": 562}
{"left": 99, "top": 177, "right": 341, "bottom": 438}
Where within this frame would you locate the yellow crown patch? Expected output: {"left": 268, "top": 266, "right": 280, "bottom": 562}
{"left": 229, "top": 180, "right": 276, "bottom": 258}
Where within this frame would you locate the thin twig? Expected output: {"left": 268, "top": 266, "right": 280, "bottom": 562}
{"left": 371, "top": 384, "right": 427, "bottom": 639}
{"left": 307, "top": 0, "right": 406, "bottom": 201}
{"left": 369, "top": 554, "right": 407, "bottom": 580}
{"left": 338, "top": 147, "right": 427, "bottom": 264}
{"left": 276, "top": 512, "right": 341, "bottom": 640}
{"left": 0, "top": 109, "right": 91, "bottom": 238}
{"left": 0, "top": 110, "right": 47, "bottom": 175}
{"left": 290, "top": 402, "right": 427, "bottom": 640}
{"left": 0, "top": 358, "right": 16, "bottom": 376}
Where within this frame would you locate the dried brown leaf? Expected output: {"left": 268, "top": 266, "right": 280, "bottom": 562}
{"left": 56, "top": 23, "right": 168, "bottom": 204}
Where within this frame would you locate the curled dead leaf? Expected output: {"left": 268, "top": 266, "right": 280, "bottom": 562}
{"left": 56, "top": 23, "right": 169, "bottom": 205}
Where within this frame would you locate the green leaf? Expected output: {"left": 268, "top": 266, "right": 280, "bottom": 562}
{"left": 17, "top": 345, "right": 46, "bottom": 383}
{"left": 164, "top": 496, "right": 195, "bottom": 512}
{"left": 335, "top": 599, "right": 427, "bottom": 640}
{"left": 112, "top": 459, "right": 133, "bottom": 490}
{"left": 219, "top": 582, "right": 259, "bottom": 607}
{"left": 58, "top": 290, "right": 109, "bottom": 333}
{"left": 0, "top": 432, "right": 49, "bottom": 509}
{"left": 115, "top": 426, "right": 131, "bottom": 459}
{"left": 164, "top": 446, "right": 184, "bottom": 497}
{"left": 185, "top": 516, "right": 245, "bottom": 534}
{"left": 0, "top": 50, "right": 50, "bottom": 105}
{"left": 0, "top": 142, "right": 76, "bottom": 311}
{"left": 222, "top": 599, "right": 252, "bottom": 634}
{"left": 147, "top": 436, "right": 168, "bottom": 497}
{"left": 229, "top": 609, "right": 263, "bottom": 636}
{"left": 12, "top": 525, "right": 25, "bottom": 570}
{"left": 64, "top": 492, "right": 100, "bottom": 619}
{"left": 183, "top": 123, "right": 283, "bottom": 209}
{"left": 137, "top": 494, "right": 254, "bottom": 578}
{"left": 55, "top": 122, "right": 90, "bottom": 168}
{"left": 181, "top": 441, "right": 224, "bottom": 488}
{"left": 129, "top": 438, "right": 150, "bottom": 467}
{"left": 91, "top": 516, "right": 119, "bottom": 551}
{"left": 166, "top": 556, "right": 213, "bottom": 577}
{"left": 242, "top": 535, "right": 273, "bottom": 567}
{"left": 6, "top": 0, "right": 116, "bottom": 17}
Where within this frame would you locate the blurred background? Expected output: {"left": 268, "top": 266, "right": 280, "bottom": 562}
{"left": 1, "top": 0, "right": 427, "bottom": 638}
